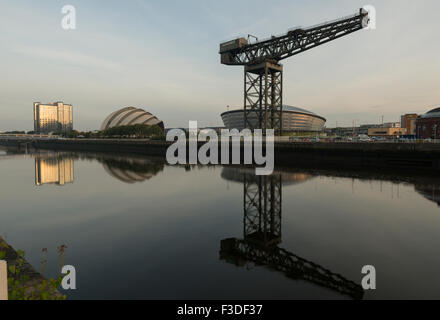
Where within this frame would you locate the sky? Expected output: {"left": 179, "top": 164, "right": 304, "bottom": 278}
{"left": 0, "top": 0, "right": 439, "bottom": 131}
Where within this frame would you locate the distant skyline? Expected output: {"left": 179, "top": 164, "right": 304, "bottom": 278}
{"left": 1, "top": 0, "right": 439, "bottom": 131}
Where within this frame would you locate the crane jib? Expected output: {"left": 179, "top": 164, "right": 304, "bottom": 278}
{"left": 219, "top": 8, "right": 369, "bottom": 135}
{"left": 220, "top": 8, "right": 369, "bottom": 66}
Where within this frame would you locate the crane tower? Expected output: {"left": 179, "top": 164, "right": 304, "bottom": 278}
{"left": 219, "top": 8, "right": 370, "bottom": 135}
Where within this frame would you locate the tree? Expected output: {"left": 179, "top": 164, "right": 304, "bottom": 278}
{"left": 101, "top": 124, "right": 164, "bottom": 139}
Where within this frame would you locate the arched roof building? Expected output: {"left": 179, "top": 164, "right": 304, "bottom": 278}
{"left": 416, "top": 107, "right": 440, "bottom": 139}
{"left": 100, "top": 107, "right": 164, "bottom": 131}
{"left": 221, "top": 105, "right": 326, "bottom": 132}
{"left": 421, "top": 107, "right": 440, "bottom": 119}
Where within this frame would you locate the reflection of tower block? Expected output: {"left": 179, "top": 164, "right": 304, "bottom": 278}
{"left": 243, "top": 174, "right": 282, "bottom": 247}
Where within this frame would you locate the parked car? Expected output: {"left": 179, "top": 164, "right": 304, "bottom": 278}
{"left": 358, "top": 134, "right": 372, "bottom": 142}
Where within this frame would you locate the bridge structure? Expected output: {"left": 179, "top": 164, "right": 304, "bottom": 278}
{"left": 220, "top": 8, "right": 370, "bottom": 135}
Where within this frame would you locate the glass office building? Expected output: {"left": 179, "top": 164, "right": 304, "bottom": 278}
{"left": 33, "top": 102, "right": 73, "bottom": 134}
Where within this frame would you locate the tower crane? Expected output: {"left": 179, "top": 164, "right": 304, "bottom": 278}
{"left": 219, "top": 8, "right": 370, "bottom": 135}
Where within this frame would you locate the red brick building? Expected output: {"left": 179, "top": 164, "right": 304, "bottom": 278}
{"left": 416, "top": 107, "right": 440, "bottom": 139}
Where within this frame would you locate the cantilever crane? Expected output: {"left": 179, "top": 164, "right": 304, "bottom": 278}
{"left": 219, "top": 8, "right": 370, "bottom": 135}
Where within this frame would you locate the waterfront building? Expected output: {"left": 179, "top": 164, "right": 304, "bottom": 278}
{"left": 35, "top": 156, "right": 74, "bottom": 186}
{"left": 383, "top": 122, "right": 401, "bottom": 128}
{"left": 416, "top": 107, "right": 440, "bottom": 139}
{"left": 325, "top": 124, "right": 380, "bottom": 137}
{"left": 325, "top": 127, "right": 356, "bottom": 137}
{"left": 33, "top": 102, "right": 73, "bottom": 134}
{"left": 368, "top": 127, "right": 406, "bottom": 137}
{"left": 358, "top": 124, "right": 382, "bottom": 135}
{"left": 401, "top": 114, "right": 418, "bottom": 136}
{"left": 221, "top": 105, "right": 326, "bottom": 132}
{"left": 100, "top": 107, "right": 164, "bottom": 131}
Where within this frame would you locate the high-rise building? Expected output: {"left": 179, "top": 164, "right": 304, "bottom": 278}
{"left": 33, "top": 102, "right": 73, "bottom": 134}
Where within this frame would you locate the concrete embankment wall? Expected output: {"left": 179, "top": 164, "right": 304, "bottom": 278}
{"left": 1, "top": 138, "right": 440, "bottom": 172}
{"left": 274, "top": 142, "right": 440, "bottom": 171}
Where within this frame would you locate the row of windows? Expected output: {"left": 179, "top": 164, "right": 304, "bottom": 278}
{"left": 222, "top": 113, "right": 325, "bottom": 131}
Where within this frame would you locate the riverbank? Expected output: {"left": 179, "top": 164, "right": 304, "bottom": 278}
{"left": 1, "top": 137, "right": 440, "bottom": 172}
{"left": 0, "top": 238, "right": 63, "bottom": 300}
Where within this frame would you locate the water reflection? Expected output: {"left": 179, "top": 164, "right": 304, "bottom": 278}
{"left": 30, "top": 151, "right": 165, "bottom": 186}
{"left": 3, "top": 146, "right": 440, "bottom": 299}
{"left": 415, "top": 184, "right": 440, "bottom": 207}
{"left": 220, "top": 167, "right": 364, "bottom": 300}
{"left": 99, "top": 156, "right": 164, "bottom": 184}
{"left": 0, "top": 148, "right": 31, "bottom": 160}
{"left": 221, "top": 167, "right": 314, "bottom": 186}
{"left": 35, "top": 155, "right": 74, "bottom": 186}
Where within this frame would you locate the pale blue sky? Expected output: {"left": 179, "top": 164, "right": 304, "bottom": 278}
{"left": 0, "top": 0, "right": 439, "bottom": 131}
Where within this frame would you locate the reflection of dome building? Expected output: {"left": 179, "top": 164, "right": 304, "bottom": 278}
{"left": 221, "top": 105, "right": 326, "bottom": 132}
{"left": 100, "top": 157, "right": 164, "bottom": 184}
{"left": 415, "top": 184, "right": 440, "bottom": 207}
{"left": 100, "top": 107, "right": 164, "bottom": 131}
{"left": 221, "top": 167, "right": 314, "bottom": 186}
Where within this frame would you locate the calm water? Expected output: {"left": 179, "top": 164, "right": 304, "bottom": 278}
{"left": 1, "top": 147, "right": 440, "bottom": 300}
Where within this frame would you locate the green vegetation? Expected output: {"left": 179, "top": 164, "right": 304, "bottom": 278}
{"left": 0, "top": 239, "right": 66, "bottom": 300}
{"left": 55, "top": 124, "right": 165, "bottom": 140}
{"left": 101, "top": 124, "right": 164, "bottom": 139}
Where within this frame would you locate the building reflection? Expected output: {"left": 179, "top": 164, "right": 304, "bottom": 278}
{"left": 415, "top": 183, "right": 440, "bottom": 207}
{"left": 35, "top": 155, "right": 74, "bottom": 186}
{"left": 220, "top": 167, "right": 364, "bottom": 300}
{"left": 99, "top": 156, "right": 164, "bottom": 184}
{"left": 221, "top": 167, "right": 314, "bottom": 186}
{"left": 32, "top": 152, "right": 165, "bottom": 186}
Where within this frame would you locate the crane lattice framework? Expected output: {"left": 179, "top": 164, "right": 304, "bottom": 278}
{"left": 220, "top": 171, "right": 364, "bottom": 300}
{"left": 243, "top": 174, "right": 282, "bottom": 247}
{"left": 220, "top": 8, "right": 370, "bottom": 135}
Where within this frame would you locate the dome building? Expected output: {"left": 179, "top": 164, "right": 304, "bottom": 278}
{"left": 221, "top": 105, "right": 326, "bottom": 132}
{"left": 416, "top": 107, "right": 440, "bottom": 139}
{"left": 100, "top": 107, "right": 164, "bottom": 131}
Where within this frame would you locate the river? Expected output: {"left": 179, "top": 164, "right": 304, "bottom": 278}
{"left": 0, "top": 147, "right": 439, "bottom": 299}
